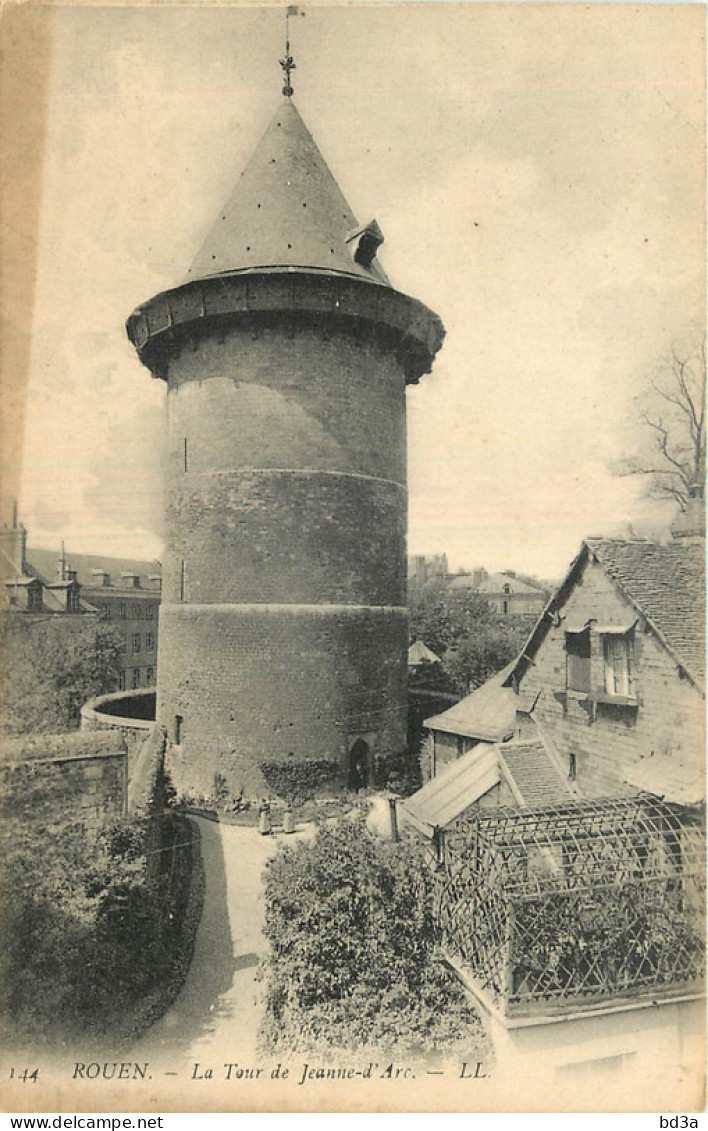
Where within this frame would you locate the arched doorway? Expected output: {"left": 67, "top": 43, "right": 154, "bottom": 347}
{"left": 348, "top": 738, "right": 370, "bottom": 792}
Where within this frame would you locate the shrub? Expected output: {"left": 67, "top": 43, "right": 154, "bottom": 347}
{"left": 0, "top": 809, "right": 191, "bottom": 1048}
{"left": 372, "top": 750, "right": 421, "bottom": 796}
{"left": 260, "top": 817, "right": 486, "bottom": 1058}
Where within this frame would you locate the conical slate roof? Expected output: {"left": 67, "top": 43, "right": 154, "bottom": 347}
{"left": 186, "top": 98, "right": 389, "bottom": 285}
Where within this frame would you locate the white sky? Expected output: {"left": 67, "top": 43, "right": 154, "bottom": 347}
{"left": 12, "top": 2, "right": 706, "bottom": 580}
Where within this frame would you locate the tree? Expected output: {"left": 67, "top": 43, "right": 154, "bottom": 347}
{"left": 444, "top": 621, "right": 524, "bottom": 695}
{"left": 408, "top": 580, "right": 527, "bottom": 694}
{"left": 0, "top": 615, "right": 124, "bottom": 734}
{"left": 0, "top": 811, "right": 184, "bottom": 1046}
{"left": 260, "top": 816, "right": 487, "bottom": 1057}
{"left": 409, "top": 579, "right": 497, "bottom": 656}
{"left": 619, "top": 342, "right": 706, "bottom": 510}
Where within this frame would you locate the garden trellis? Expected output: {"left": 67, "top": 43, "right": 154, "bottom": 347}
{"left": 437, "top": 796, "right": 705, "bottom": 1017}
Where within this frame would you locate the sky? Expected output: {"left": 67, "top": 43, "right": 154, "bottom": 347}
{"left": 5, "top": 1, "right": 706, "bottom": 580}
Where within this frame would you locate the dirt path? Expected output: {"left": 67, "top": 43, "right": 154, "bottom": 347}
{"left": 132, "top": 817, "right": 305, "bottom": 1071}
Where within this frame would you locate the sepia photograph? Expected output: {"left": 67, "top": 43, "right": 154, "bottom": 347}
{"left": 0, "top": 0, "right": 705, "bottom": 1115}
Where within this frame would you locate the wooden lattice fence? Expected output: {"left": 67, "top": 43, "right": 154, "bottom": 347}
{"left": 436, "top": 797, "right": 705, "bottom": 1017}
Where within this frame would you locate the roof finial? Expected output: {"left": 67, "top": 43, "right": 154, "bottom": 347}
{"left": 280, "top": 6, "right": 298, "bottom": 97}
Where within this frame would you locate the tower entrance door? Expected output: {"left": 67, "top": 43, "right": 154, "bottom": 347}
{"left": 348, "top": 738, "right": 371, "bottom": 792}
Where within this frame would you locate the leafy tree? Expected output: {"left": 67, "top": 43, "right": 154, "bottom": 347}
{"left": 617, "top": 341, "right": 706, "bottom": 509}
{"left": 409, "top": 579, "right": 495, "bottom": 656}
{"left": 0, "top": 615, "right": 123, "bottom": 734}
{"left": 260, "top": 817, "right": 487, "bottom": 1057}
{"left": 409, "top": 580, "right": 526, "bottom": 695}
{"left": 444, "top": 621, "right": 524, "bottom": 695}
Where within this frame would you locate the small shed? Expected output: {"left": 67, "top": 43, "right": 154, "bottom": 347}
{"left": 408, "top": 640, "right": 441, "bottom": 667}
{"left": 423, "top": 660, "right": 519, "bottom": 775}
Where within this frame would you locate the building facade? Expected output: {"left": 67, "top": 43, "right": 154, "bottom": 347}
{"left": 408, "top": 554, "right": 449, "bottom": 588}
{"left": 127, "top": 96, "right": 444, "bottom": 797}
{"left": 449, "top": 569, "right": 548, "bottom": 617}
{"left": 512, "top": 534, "right": 705, "bottom": 803}
{"left": 404, "top": 521, "right": 705, "bottom": 1086}
{"left": 0, "top": 515, "right": 161, "bottom": 692}
{"left": 414, "top": 529, "right": 704, "bottom": 813}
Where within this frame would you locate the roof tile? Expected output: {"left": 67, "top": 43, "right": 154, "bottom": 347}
{"left": 585, "top": 538, "right": 705, "bottom": 682}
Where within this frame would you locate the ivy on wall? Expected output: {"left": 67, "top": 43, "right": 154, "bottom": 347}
{"left": 259, "top": 758, "right": 341, "bottom": 806}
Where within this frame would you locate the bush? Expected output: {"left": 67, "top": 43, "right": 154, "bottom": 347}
{"left": 372, "top": 750, "right": 421, "bottom": 796}
{"left": 0, "top": 810, "right": 192, "bottom": 1048}
{"left": 260, "top": 817, "right": 486, "bottom": 1058}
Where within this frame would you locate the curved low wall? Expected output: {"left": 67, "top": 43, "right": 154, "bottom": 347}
{"left": 83, "top": 689, "right": 157, "bottom": 723}
{"left": 81, "top": 689, "right": 157, "bottom": 770}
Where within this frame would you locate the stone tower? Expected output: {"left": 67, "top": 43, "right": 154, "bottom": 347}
{"left": 126, "top": 96, "right": 444, "bottom": 797}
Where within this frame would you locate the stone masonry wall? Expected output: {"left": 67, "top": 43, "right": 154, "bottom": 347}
{"left": 164, "top": 470, "right": 405, "bottom": 606}
{"left": 518, "top": 555, "right": 704, "bottom": 797}
{"left": 158, "top": 604, "right": 408, "bottom": 797}
{"left": 156, "top": 310, "right": 410, "bottom": 797}
{"left": 0, "top": 732, "right": 127, "bottom": 829}
{"left": 165, "top": 326, "right": 406, "bottom": 482}
{"left": 81, "top": 689, "right": 155, "bottom": 774}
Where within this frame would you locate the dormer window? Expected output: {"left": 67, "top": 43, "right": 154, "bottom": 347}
{"left": 345, "top": 219, "right": 384, "bottom": 269}
{"left": 565, "top": 622, "right": 638, "bottom": 703}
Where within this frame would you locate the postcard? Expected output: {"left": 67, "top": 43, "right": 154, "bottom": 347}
{"left": 0, "top": 1, "right": 705, "bottom": 1115}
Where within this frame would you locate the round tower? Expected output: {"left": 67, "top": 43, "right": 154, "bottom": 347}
{"left": 126, "top": 97, "right": 444, "bottom": 797}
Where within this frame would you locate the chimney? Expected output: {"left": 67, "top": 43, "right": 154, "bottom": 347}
{"left": 671, "top": 484, "right": 705, "bottom": 546}
{"left": 0, "top": 504, "right": 27, "bottom": 573}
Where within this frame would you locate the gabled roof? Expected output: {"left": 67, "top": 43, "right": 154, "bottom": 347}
{"left": 450, "top": 572, "right": 545, "bottom": 595}
{"left": 27, "top": 548, "right": 161, "bottom": 593}
{"left": 408, "top": 640, "right": 441, "bottom": 666}
{"left": 424, "top": 660, "right": 518, "bottom": 743}
{"left": 186, "top": 99, "right": 389, "bottom": 286}
{"left": 401, "top": 736, "right": 572, "bottom": 837}
{"left": 623, "top": 750, "right": 705, "bottom": 807}
{"left": 499, "top": 740, "right": 573, "bottom": 807}
{"left": 513, "top": 537, "right": 705, "bottom": 692}
{"left": 585, "top": 538, "right": 705, "bottom": 684}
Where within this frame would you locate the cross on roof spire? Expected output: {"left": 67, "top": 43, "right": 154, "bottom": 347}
{"left": 279, "top": 6, "right": 299, "bottom": 97}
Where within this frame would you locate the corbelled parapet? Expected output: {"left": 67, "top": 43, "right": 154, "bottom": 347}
{"left": 127, "top": 269, "right": 444, "bottom": 386}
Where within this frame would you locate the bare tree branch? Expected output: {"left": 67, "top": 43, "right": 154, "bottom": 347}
{"left": 618, "top": 339, "right": 707, "bottom": 510}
